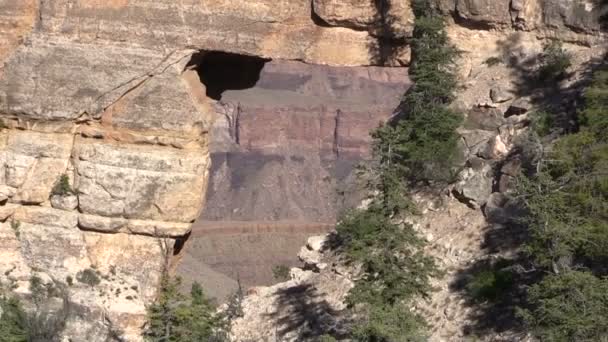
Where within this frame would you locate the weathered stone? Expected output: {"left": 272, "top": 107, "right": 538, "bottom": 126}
{"left": 313, "top": 0, "right": 377, "bottom": 29}
{"left": 505, "top": 98, "right": 532, "bottom": 117}
{"left": 74, "top": 139, "right": 208, "bottom": 222}
{"left": 306, "top": 235, "right": 327, "bottom": 252}
{"left": 31, "top": 0, "right": 392, "bottom": 66}
{"left": 16, "top": 221, "right": 88, "bottom": 277}
{"left": 465, "top": 107, "right": 506, "bottom": 131}
{"left": 0, "top": 0, "right": 37, "bottom": 70}
{"left": 0, "top": 203, "right": 18, "bottom": 220}
{"left": 1, "top": 131, "right": 73, "bottom": 204}
{"left": 542, "top": 0, "right": 605, "bottom": 33}
{"left": 126, "top": 219, "right": 192, "bottom": 237}
{"left": 454, "top": 162, "right": 493, "bottom": 206}
{"left": 478, "top": 135, "right": 509, "bottom": 159}
{"left": 459, "top": 129, "right": 496, "bottom": 157}
{"left": 14, "top": 206, "right": 78, "bottom": 229}
{"left": 0, "top": 185, "right": 16, "bottom": 202}
{"left": 83, "top": 232, "right": 167, "bottom": 302}
{"left": 490, "top": 86, "right": 513, "bottom": 103}
{"left": 298, "top": 246, "right": 323, "bottom": 269}
{"left": 78, "top": 214, "right": 126, "bottom": 233}
{"left": 456, "top": 0, "right": 512, "bottom": 26}
{"left": 51, "top": 195, "right": 79, "bottom": 211}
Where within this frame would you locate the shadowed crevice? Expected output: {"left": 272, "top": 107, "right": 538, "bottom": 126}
{"left": 186, "top": 51, "right": 270, "bottom": 101}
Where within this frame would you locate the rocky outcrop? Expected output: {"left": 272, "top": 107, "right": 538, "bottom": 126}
{"left": 442, "top": 0, "right": 606, "bottom": 42}
{"left": 229, "top": 234, "right": 353, "bottom": 342}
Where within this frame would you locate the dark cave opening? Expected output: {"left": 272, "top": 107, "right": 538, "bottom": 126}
{"left": 187, "top": 51, "right": 270, "bottom": 101}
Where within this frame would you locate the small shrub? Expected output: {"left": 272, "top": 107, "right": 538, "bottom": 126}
{"left": 65, "top": 276, "right": 73, "bottom": 286}
{"left": 466, "top": 267, "right": 513, "bottom": 303}
{"left": 76, "top": 268, "right": 101, "bottom": 287}
{"left": 225, "top": 278, "right": 244, "bottom": 320}
{"left": 51, "top": 174, "right": 73, "bottom": 197}
{"left": 0, "top": 293, "right": 28, "bottom": 341}
{"left": 318, "top": 334, "right": 337, "bottom": 342}
{"left": 271, "top": 265, "right": 290, "bottom": 281}
{"left": 518, "top": 271, "right": 608, "bottom": 341}
{"left": 538, "top": 40, "right": 572, "bottom": 80}
{"left": 529, "top": 111, "right": 554, "bottom": 136}
{"left": 29, "top": 276, "right": 46, "bottom": 304}
{"left": 10, "top": 220, "right": 21, "bottom": 239}
{"left": 484, "top": 56, "right": 502, "bottom": 67}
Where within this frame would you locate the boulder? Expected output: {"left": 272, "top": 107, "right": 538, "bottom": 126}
{"left": 465, "top": 107, "right": 506, "bottom": 131}
{"left": 306, "top": 235, "right": 327, "bottom": 252}
{"left": 455, "top": 0, "right": 512, "bottom": 26}
{"left": 454, "top": 161, "right": 493, "bottom": 206}
{"left": 313, "top": 0, "right": 415, "bottom": 38}
{"left": 484, "top": 192, "right": 524, "bottom": 224}
{"left": 490, "top": 86, "right": 513, "bottom": 103}
{"left": 505, "top": 98, "right": 532, "bottom": 117}
{"left": 478, "top": 135, "right": 509, "bottom": 159}
{"left": 51, "top": 195, "right": 78, "bottom": 211}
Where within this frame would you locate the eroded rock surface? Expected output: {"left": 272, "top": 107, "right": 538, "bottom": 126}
{"left": 0, "top": 0, "right": 414, "bottom": 340}
{"left": 1, "top": 0, "right": 606, "bottom": 340}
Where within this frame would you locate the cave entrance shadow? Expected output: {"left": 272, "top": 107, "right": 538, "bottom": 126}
{"left": 186, "top": 51, "right": 270, "bottom": 101}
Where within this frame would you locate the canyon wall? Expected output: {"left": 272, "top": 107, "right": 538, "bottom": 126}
{"left": 0, "top": 0, "right": 605, "bottom": 341}
{"left": 0, "top": 0, "right": 412, "bottom": 340}
{"left": 228, "top": 1, "right": 607, "bottom": 341}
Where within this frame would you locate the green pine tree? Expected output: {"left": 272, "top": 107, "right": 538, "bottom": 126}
{"left": 0, "top": 294, "right": 28, "bottom": 342}
{"left": 145, "top": 275, "right": 227, "bottom": 342}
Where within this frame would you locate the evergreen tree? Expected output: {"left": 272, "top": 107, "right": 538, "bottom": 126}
{"left": 517, "top": 67, "right": 608, "bottom": 339}
{"left": 145, "top": 275, "right": 226, "bottom": 342}
{"left": 334, "top": 1, "right": 461, "bottom": 340}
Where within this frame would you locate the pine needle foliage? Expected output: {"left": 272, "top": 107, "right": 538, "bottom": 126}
{"left": 334, "top": 1, "right": 461, "bottom": 340}
{"left": 145, "top": 275, "right": 227, "bottom": 342}
{"left": 373, "top": 0, "right": 462, "bottom": 185}
{"left": 518, "top": 271, "right": 608, "bottom": 342}
{"left": 517, "top": 67, "right": 608, "bottom": 273}
{"left": 517, "top": 67, "right": 608, "bottom": 339}
{"left": 0, "top": 293, "right": 28, "bottom": 342}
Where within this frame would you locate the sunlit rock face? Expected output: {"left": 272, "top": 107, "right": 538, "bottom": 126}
{"left": 0, "top": 0, "right": 413, "bottom": 340}
{"left": 1, "top": 0, "right": 606, "bottom": 340}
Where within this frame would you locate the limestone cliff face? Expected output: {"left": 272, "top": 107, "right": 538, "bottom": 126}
{"left": 0, "top": 1, "right": 412, "bottom": 341}
{"left": 0, "top": 0, "right": 605, "bottom": 341}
